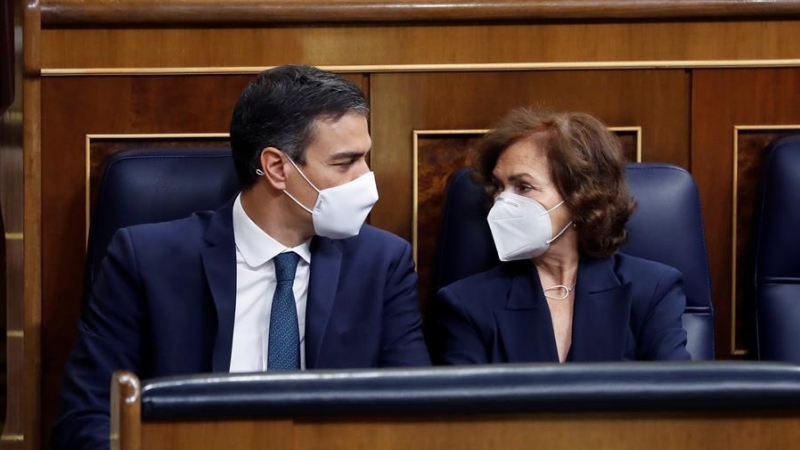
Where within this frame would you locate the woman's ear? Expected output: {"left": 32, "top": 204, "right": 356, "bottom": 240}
{"left": 259, "top": 147, "right": 287, "bottom": 190}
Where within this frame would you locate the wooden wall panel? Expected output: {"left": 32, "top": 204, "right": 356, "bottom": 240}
{"left": 38, "top": 73, "right": 367, "bottom": 449}
{"left": 692, "top": 68, "right": 800, "bottom": 357}
{"left": 39, "top": 20, "right": 800, "bottom": 71}
{"left": 134, "top": 412, "right": 800, "bottom": 450}
{"left": 369, "top": 70, "right": 689, "bottom": 319}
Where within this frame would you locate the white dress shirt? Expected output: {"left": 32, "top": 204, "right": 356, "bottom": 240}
{"left": 229, "top": 194, "right": 312, "bottom": 372}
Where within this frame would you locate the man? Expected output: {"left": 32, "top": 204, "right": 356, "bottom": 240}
{"left": 52, "top": 65, "right": 431, "bottom": 450}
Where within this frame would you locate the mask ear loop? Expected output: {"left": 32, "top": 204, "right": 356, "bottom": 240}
{"left": 255, "top": 154, "right": 321, "bottom": 194}
{"left": 283, "top": 155, "right": 321, "bottom": 194}
{"left": 283, "top": 155, "right": 320, "bottom": 215}
{"left": 546, "top": 220, "right": 574, "bottom": 244}
{"left": 540, "top": 199, "right": 572, "bottom": 245}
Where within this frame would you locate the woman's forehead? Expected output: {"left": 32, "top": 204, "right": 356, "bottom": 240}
{"left": 494, "top": 139, "right": 549, "bottom": 178}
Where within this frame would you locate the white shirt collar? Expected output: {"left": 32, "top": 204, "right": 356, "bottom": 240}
{"left": 232, "top": 193, "right": 312, "bottom": 268}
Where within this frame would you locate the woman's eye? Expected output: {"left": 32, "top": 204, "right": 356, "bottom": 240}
{"left": 519, "top": 184, "right": 534, "bottom": 192}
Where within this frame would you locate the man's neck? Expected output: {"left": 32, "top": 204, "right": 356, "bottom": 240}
{"left": 240, "top": 186, "right": 314, "bottom": 248}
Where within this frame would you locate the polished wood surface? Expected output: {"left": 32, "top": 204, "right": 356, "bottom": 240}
{"left": 110, "top": 372, "right": 140, "bottom": 450}
{"left": 130, "top": 412, "right": 800, "bottom": 450}
{"left": 39, "top": 0, "right": 800, "bottom": 25}
{"left": 17, "top": 0, "right": 42, "bottom": 448}
{"left": 370, "top": 70, "right": 690, "bottom": 241}
{"left": 39, "top": 20, "right": 800, "bottom": 70}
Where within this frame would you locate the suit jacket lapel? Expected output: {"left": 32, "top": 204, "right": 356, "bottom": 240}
{"left": 570, "top": 256, "right": 632, "bottom": 361}
{"left": 201, "top": 199, "right": 238, "bottom": 372}
{"left": 495, "top": 263, "right": 560, "bottom": 363}
{"left": 305, "top": 237, "right": 342, "bottom": 369}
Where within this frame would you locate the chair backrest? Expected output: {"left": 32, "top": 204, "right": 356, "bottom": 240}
{"left": 86, "top": 148, "right": 239, "bottom": 286}
{"left": 434, "top": 164, "right": 715, "bottom": 360}
{"left": 755, "top": 136, "right": 800, "bottom": 361}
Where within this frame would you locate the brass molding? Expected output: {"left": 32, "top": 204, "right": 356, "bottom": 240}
{"left": 6, "top": 330, "right": 24, "bottom": 338}
{"left": 4, "top": 232, "right": 23, "bottom": 240}
{"left": 0, "top": 434, "right": 24, "bottom": 442}
{"left": 731, "top": 125, "right": 800, "bottom": 356}
{"left": 608, "top": 126, "right": 643, "bottom": 163}
{"left": 84, "top": 133, "right": 230, "bottom": 245}
{"left": 40, "top": 59, "right": 800, "bottom": 77}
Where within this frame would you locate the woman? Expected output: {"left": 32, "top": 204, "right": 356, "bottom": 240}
{"left": 436, "top": 108, "right": 691, "bottom": 364}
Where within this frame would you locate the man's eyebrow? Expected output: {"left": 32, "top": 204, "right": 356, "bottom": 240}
{"left": 329, "top": 150, "right": 370, "bottom": 160}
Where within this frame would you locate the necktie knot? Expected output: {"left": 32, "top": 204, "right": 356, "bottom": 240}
{"left": 273, "top": 251, "right": 299, "bottom": 283}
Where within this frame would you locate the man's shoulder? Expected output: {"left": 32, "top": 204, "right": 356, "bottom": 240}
{"left": 338, "top": 224, "right": 410, "bottom": 252}
{"left": 126, "top": 211, "right": 213, "bottom": 238}
{"left": 120, "top": 211, "right": 218, "bottom": 257}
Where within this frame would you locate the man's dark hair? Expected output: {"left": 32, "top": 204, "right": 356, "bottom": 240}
{"left": 229, "top": 65, "right": 369, "bottom": 189}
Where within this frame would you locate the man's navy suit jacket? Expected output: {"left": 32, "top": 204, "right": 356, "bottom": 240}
{"left": 53, "top": 199, "right": 431, "bottom": 450}
{"left": 436, "top": 253, "right": 692, "bottom": 364}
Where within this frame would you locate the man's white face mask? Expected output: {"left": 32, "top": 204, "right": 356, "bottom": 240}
{"left": 487, "top": 191, "right": 572, "bottom": 261}
{"left": 276, "top": 156, "right": 379, "bottom": 239}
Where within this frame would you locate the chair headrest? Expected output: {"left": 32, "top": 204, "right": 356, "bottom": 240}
{"left": 86, "top": 148, "right": 239, "bottom": 285}
{"left": 756, "top": 136, "right": 800, "bottom": 280}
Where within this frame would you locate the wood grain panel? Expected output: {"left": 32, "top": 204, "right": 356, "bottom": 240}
{"left": 293, "top": 414, "right": 800, "bottom": 450}
{"left": 134, "top": 412, "right": 800, "bottom": 450}
{"left": 692, "top": 68, "right": 800, "bottom": 357}
{"left": 40, "top": 20, "right": 800, "bottom": 70}
{"left": 370, "top": 70, "right": 689, "bottom": 239}
{"left": 38, "top": 73, "right": 366, "bottom": 450}
{"left": 39, "top": 0, "right": 800, "bottom": 26}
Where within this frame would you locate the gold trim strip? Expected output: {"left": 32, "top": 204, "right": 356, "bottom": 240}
{"left": 608, "top": 126, "right": 643, "bottom": 163}
{"left": 731, "top": 124, "right": 800, "bottom": 356}
{"left": 5, "top": 232, "right": 23, "bottom": 240}
{"left": 7, "top": 330, "right": 24, "bottom": 338}
{"left": 85, "top": 133, "right": 231, "bottom": 245}
{"left": 0, "top": 434, "right": 24, "bottom": 442}
{"left": 40, "top": 59, "right": 800, "bottom": 77}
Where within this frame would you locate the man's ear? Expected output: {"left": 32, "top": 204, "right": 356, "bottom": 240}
{"left": 260, "top": 147, "right": 287, "bottom": 190}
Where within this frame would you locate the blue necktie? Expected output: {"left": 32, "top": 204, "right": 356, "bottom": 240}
{"left": 267, "top": 251, "right": 301, "bottom": 370}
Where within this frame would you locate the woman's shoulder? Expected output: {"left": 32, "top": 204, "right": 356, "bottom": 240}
{"left": 612, "top": 252, "right": 683, "bottom": 285}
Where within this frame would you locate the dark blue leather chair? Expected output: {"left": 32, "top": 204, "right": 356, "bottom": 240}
{"left": 434, "top": 164, "right": 715, "bottom": 360}
{"left": 86, "top": 148, "right": 239, "bottom": 288}
{"left": 755, "top": 136, "right": 800, "bottom": 361}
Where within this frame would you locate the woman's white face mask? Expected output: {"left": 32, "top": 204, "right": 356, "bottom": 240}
{"left": 279, "top": 156, "right": 379, "bottom": 239}
{"left": 487, "top": 191, "right": 572, "bottom": 261}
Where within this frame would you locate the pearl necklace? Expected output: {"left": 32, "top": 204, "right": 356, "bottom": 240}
{"left": 544, "top": 284, "right": 576, "bottom": 300}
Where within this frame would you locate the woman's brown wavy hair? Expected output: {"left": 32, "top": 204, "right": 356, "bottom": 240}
{"left": 473, "top": 108, "right": 636, "bottom": 258}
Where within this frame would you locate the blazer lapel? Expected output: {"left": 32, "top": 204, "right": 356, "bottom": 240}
{"left": 305, "top": 237, "right": 342, "bottom": 369}
{"left": 570, "top": 257, "right": 632, "bottom": 361}
{"left": 201, "top": 199, "right": 238, "bottom": 372}
{"left": 494, "top": 263, "right": 560, "bottom": 363}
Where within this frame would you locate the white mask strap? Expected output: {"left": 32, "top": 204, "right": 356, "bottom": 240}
{"left": 546, "top": 220, "right": 574, "bottom": 244}
{"left": 540, "top": 199, "right": 565, "bottom": 215}
{"left": 283, "top": 155, "right": 321, "bottom": 194}
{"left": 283, "top": 189, "right": 314, "bottom": 215}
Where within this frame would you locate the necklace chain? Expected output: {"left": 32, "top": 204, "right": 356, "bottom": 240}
{"left": 543, "top": 284, "right": 576, "bottom": 300}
